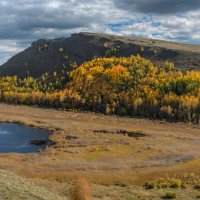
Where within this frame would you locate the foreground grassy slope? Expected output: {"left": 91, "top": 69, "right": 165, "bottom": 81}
{"left": 0, "top": 170, "right": 65, "bottom": 200}
{"left": 2, "top": 170, "right": 200, "bottom": 200}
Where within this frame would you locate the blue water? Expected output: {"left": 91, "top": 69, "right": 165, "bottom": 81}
{"left": 0, "top": 123, "right": 51, "bottom": 153}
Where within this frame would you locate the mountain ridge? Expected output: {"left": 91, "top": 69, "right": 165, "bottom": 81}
{"left": 0, "top": 32, "right": 200, "bottom": 78}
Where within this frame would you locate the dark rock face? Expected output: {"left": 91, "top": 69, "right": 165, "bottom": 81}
{"left": 0, "top": 32, "right": 200, "bottom": 78}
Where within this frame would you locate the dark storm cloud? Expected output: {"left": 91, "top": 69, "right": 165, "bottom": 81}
{"left": 113, "top": 0, "right": 200, "bottom": 14}
{"left": 0, "top": 0, "right": 105, "bottom": 40}
{"left": 0, "top": 0, "right": 114, "bottom": 64}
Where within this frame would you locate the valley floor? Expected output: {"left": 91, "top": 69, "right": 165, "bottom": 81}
{"left": 0, "top": 103, "right": 200, "bottom": 199}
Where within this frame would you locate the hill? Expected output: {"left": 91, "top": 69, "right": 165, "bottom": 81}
{"left": 0, "top": 32, "right": 200, "bottom": 78}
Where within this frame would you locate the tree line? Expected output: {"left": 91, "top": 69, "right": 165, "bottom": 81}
{"left": 0, "top": 55, "right": 200, "bottom": 123}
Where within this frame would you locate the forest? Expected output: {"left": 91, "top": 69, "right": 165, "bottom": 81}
{"left": 0, "top": 55, "right": 200, "bottom": 123}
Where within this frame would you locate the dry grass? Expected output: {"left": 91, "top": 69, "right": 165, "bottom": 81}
{"left": 70, "top": 178, "right": 92, "bottom": 200}
{"left": 0, "top": 104, "right": 200, "bottom": 199}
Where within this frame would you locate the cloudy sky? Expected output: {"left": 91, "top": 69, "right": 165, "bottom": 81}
{"left": 0, "top": 0, "right": 200, "bottom": 64}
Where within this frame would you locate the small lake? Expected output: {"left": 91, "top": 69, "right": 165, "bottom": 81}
{"left": 0, "top": 123, "right": 51, "bottom": 153}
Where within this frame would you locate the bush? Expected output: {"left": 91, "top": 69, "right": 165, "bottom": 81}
{"left": 158, "top": 182, "right": 168, "bottom": 189}
{"left": 181, "top": 183, "right": 187, "bottom": 189}
{"left": 163, "top": 192, "right": 176, "bottom": 199}
{"left": 169, "top": 179, "right": 182, "bottom": 188}
{"left": 144, "top": 181, "right": 157, "bottom": 189}
{"left": 194, "top": 183, "right": 200, "bottom": 189}
{"left": 70, "top": 178, "right": 92, "bottom": 200}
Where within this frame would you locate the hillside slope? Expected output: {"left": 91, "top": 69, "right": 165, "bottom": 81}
{"left": 0, "top": 32, "right": 200, "bottom": 78}
{"left": 0, "top": 170, "right": 65, "bottom": 200}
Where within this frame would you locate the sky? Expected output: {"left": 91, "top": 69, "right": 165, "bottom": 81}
{"left": 0, "top": 0, "right": 200, "bottom": 64}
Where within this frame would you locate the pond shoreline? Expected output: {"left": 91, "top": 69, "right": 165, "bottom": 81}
{"left": 0, "top": 122, "right": 52, "bottom": 153}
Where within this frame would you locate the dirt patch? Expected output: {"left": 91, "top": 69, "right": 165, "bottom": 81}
{"left": 93, "top": 129, "right": 146, "bottom": 138}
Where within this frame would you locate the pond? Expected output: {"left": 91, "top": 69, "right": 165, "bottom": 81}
{"left": 0, "top": 123, "right": 51, "bottom": 153}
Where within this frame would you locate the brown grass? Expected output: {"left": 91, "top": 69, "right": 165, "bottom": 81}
{"left": 70, "top": 178, "right": 93, "bottom": 200}
{"left": 0, "top": 104, "right": 200, "bottom": 198}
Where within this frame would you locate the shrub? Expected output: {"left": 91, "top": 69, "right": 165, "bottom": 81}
{"left": 169, "top": 179, "right": 182, "bottom": 188}
{"left": 70, "top": 178, "right": 92, "bottom": 200}
{"left": 159, "top": 182, "right": 168, "bottom": 189}
{"left": 194, "top": 183, "right": 200, "bottom": 189}
{"left": 144, "top": 181, "right": 157, "bottom": 189}
{"left": 181, "top": 183, "right": 187, "bottom": 189}
{"left": 163, "top": 192, "right": 176, "bottom": 199}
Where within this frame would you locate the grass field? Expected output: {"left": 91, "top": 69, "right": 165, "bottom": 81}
{"left": 0, "top": 103, "right": 200, "bottom": 199}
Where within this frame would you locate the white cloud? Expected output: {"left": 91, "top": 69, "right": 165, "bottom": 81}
{"left": 0, "top": 40, "right": 24, "bottom": 64}
{"left": 0, "top": 0, "right": 199, "bottom": 65}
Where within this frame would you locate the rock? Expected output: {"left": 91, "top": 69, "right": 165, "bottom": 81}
{"left": 30, "top": 140, "right": 47, "bottom": 145}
